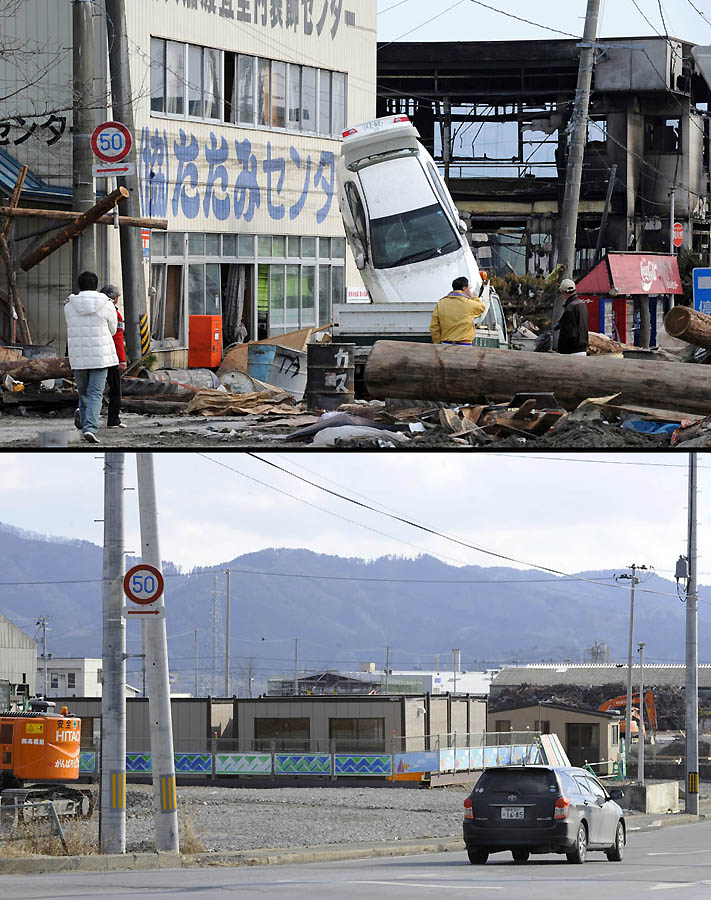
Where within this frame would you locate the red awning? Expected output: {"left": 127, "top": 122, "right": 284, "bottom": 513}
{"left": 576, "top": 253, "right": 683, "bottom": 296}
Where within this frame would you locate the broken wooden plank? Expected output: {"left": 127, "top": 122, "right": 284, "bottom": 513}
{"left": 0, "top": 206, "right": 168, "bottom": 230}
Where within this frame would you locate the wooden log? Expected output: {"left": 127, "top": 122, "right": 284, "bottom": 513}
{"left": 19, "top": 186, "right": 129, "bottom": 271}
{"left": 664, "top": 306, "right": 711, "bottom": 351}
{"left": 0, "top": 356, "right": 71, "bottom": 383}
{"left": 0, "top": 206, "right": 168, "bottom": 230}
{"left": 2, "top": 165, "right": 28, "bottom": 236}
{"left": 0, "top": 232, "right": 31, "bottom": 343}
{"left": 364, "top": 341, "right": 711, "bottom": 416}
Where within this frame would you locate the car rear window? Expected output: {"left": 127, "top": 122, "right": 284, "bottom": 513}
{"left": 475, "top": 769, "right": 558, "bottom": 795}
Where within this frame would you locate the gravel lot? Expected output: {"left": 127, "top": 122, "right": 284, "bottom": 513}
{"left": 124, "top": 784, "right": 471, "bottom": 853}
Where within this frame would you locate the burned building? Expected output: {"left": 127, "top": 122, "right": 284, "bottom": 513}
{"left": 377, "top": 36, "right": 711, "bottom": 277}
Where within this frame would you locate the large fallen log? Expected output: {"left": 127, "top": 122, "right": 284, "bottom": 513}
{"left": 664, "top": 306, "right": 711, "bottom": 351}
{"left": 0, "top": 356, "right": 71, "bottom": 383}
{"left": 364, "top": 341, "right": 711, "bottom": 415}
{"left": 120, "top": 398, "right": 187, "bottom": 415}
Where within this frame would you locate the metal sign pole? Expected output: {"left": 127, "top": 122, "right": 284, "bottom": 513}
{"left": 136, "top": 453, "right": 179, "bottom": 852}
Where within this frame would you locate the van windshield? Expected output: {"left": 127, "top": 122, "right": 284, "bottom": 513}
{"left": 370, "top": 204, "right": 459, "bottom": 269}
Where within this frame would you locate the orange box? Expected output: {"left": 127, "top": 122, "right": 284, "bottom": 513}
{"left": 189, "top": 315, "right": 222, "bottom": 368}
{"left": 0, "top": 715, "right": 81, "bottom": 782}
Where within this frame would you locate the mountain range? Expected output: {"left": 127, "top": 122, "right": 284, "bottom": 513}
{"left": 0, "top": 522, "right": 707, "bottom": 696}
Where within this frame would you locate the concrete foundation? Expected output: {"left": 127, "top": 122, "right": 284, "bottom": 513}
{"left": 622, "top": 780, "right": 680, "bottom": 813}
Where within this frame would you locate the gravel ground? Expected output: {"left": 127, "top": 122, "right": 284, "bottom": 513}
{"left": 123, "top": 784, "right": 473, "bottom": 853}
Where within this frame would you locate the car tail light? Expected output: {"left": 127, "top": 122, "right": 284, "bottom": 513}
{"left": 463, "top": 797, "right": 473, "bottom": 819}
{"left": 393, "top": 116, "right": 410, "bottom": 123}
{"left": 342, "top": 128, "right": 358, "bottom": 137}
{"left": 554, "top": 797, "right": 570, "bottom": 819}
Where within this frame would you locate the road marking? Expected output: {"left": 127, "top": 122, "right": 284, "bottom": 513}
{"left": 348, "top": 881, "right": 502, "bottom": 891}
{"left": 650, "top": 881, "right": 711, "bottom": 891}
{"left": 648, "top": 851, "right": 704, "bottom": 857}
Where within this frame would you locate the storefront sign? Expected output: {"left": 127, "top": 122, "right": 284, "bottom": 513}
{"left": 153, "top": 0, "right": 354, "bottom": 39}
{"left": 139, "top": 128, "right": 335, "bottom": 226}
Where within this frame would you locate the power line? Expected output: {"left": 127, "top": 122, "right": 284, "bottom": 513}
{"left": 465, "top": 0, "right": 581, "bottom": 39}
{"left": 686, "top": 0, "right": 711, "bottom": 29}
{"left": 379, "top": 0, "right": 468, "bottom": 51}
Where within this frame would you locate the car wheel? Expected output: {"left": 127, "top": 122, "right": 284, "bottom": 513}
{"left": 606, "top": 820, "right": 625, "bottom": 862}
{"left": 566, "top": 823, "right": 587, "bottom": 864}
{"left": 467, "top": 848, "right": 489, "bottom": 865}
{"left": 512, "top": 849, "right": 530, "bottom": 863}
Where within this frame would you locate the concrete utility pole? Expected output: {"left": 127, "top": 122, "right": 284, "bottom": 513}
{"left": 553, "top": 0, "right": 601, "bottom": 346}
{"left": 136, "top": 453, "right": 179, "bottom": 852}
{"left": 104, "top": 0, "right": 148, "bottom": 362}
{"left": 72, "top": 0, "right": 97, "bottom": 283}
{"left": 224, "top": 569, "right": 230, "bottom": 697}
{"left": 384, "top": 645, "right": 391, "bottom": 694}
{"left": 669, "top": 189, "right": 677, "bottom": 255}
{"left": 194, "top": 629, "right": 198, "bottom": 697}
{"left": 293, "top": 638, "right": 299, "bottom": 696}
{"left": 617, "top": 563, "right": 645, "bottom": 773}
{"left": 36, "top": 617, "right": 49, "bottom": 696}
{"left": 686, "top": 452, "right": 699, "bottom": 815}
{"left": 637, "top": 642, "right": 645, "bottom": 786}
{"left": 100, "top": 452, "right": 126, "bottom": 854}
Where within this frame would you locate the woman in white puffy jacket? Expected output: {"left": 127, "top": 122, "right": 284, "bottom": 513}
{"left": 64, "top": 271, "right": 118, "bottom": 443}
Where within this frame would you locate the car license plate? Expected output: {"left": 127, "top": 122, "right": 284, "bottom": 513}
{"left": 501, "top": 807, "right": 524, "bottom": 820}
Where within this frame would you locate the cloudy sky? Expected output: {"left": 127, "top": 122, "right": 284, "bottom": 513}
{"left": 376, "top": 0, "right": 707, "bottom": 44}
{"left": 0, "top": 452, "right": 704, "bottom": 582}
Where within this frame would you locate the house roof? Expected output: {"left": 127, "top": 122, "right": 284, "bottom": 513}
{"left": 0, "top": 148, "right": 72, "bottom": 203}
{"left": 489, "top": 701, "right": 620, "bottom": 720}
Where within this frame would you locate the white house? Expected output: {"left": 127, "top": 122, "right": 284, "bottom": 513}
{"left": 37, "top": 657, "right": 140, "bottom": 699}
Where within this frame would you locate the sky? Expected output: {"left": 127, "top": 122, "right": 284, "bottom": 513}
{"left": 0, "top": 451, "right": 704, "bottom": 583}
{"left": 376, "top": 0, "right": 710, "bottom": 44}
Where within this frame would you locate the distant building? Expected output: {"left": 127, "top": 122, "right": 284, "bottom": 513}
{"left": 36, "top": 657, "right": 140, "bottom": 699}
{"left": 0, "top": 612, "right": 36, "bottom": 695}
{"left": 268, "top": 666, "right": 495, "bottom": 697}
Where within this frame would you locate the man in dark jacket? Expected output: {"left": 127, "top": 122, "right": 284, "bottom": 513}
{"left": 555, "top": 278, "right": 589, "bottom": 355}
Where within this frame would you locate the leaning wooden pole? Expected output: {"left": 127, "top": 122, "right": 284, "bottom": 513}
{"left": 664, "top": 306, "right": 711, "bottom": 351}
{"left": 19, "top": 186, "right": 129, "bottom": 272}
{"left": 0, "top": 233, "right": 31, "bottom": 344}
{"left": 365, "top": 340, "right": 711, "bottom": 416}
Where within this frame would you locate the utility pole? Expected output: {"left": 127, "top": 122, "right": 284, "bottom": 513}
{"left": 224, "top": 569, "right": 230, "bottom": 697}
{"left": 136, "top": 453, "right": 179, "bottom": 852}
{"left": 452, "top": 649, "right": 460, "bottom": 694}
{"left": 36, "top": 617, "right": 50, "bottom": 696}
{"left": 669, "top": 189, "right": 677, "bottom": 254}
{"left": 637, "top": 642, "right": 645, "bottom": 786}
{"left": 72, "top": 0, "right": 97, "bottom": 283}
{"left": 553, "top": 0, "right": 601, "bottom": 346}
{"left": 617, "top": 563, "right": 648, "bottom": 774}
{"left": 686, "top": 452, "right": 699, "bottom": 815}
{"left": 104, "top": 0, "right": 148, "bottom": 362}
{"left": 593, "top": 163, "right": 617, "bottom": 266}
{"left": 100, "top": 452, "right": 125, "bottom": 854}
{"left": 384, "top": 645, "right": 391, "bottom": 694}
{"left": 194, "top": 629, "right": 198, "bottom": 697}
{"left": 293, "top": 638, "right": 299, "bottom": 696}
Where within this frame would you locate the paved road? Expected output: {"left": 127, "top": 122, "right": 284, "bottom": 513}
{"left": 4, "top": 820, "right": 711, "bottom": 900}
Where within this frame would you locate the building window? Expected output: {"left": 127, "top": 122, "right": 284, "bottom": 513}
{"left": 67, "top": 673, "right": 76, "bottom": 690}
{"left": 495, "top": 719, "right": 511, "bottom": 734}
{"left": 155, "top": 38, "right": 346, "bottom": 137}
{"left": 645, "top": 117, "right": 681, "bottom": 153}
{"left": 329, "top": 718, "right": 385, "bottom": 752}
{"left": 254, "top": 717, "right": 310, "bottom": 751}
{"left": 50, "top": 673, "right": 58, "bottom": 689}
{"left": 534, "top": 719, "right": 550, "bottom": 734}
{"left": 611, "top": 724, "right": 620, "bottom": 745}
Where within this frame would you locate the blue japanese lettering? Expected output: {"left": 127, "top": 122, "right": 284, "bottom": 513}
{"left": 172, "top": 129, "right": 201, "bottom": 218}
{"left": 233, "top": 138, "right": 261, "bottom": 222}
{"left": 204, "top": 133, "right": 231, "bottom": 220}
{"left": 139, "top": 127, "right": 170, "bottom": 218}
{"left": 262, "top": 141, "right": 286, "bottom": 220}
{"left": 313, "top": 150, "right": 335, "bottom": 223}
{"left": 288, "top": 145, "right": 312, "bottom": 220}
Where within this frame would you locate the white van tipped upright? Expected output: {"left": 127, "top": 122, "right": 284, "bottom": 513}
{"left": 334, "top": 115, "right": 506, "bottom": 347}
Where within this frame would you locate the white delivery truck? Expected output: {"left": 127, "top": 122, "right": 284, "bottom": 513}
{"left": 334, "top": 114, "right": 507, "bottom": 348}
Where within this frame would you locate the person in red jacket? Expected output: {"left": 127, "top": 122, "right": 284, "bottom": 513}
{"left": 100, "top": 284, "right": 127, "bottom": 427}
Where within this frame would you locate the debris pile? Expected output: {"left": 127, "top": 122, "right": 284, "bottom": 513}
{"left": 489, "top": 683, "right": 686, "bottom": 731}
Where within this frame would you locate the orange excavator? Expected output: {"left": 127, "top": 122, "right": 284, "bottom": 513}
{"left": 598, "top": 690, "right": 658, "bottom": 741}
{"left": 0, "top": 697, "right": 93, "bottom": 820}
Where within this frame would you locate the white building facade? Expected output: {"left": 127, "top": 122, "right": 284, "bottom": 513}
{"left": 0, "top": 0, "right": 376, "bottom": 362}
{"left": 37, "top": 657, "right": 139, "bottom": 699}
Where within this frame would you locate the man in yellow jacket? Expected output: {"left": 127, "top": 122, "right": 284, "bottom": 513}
{"left": 430, "top": 276, "right": 486, "bottom": 345}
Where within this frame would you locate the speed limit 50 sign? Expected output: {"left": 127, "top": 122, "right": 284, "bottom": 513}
{"left": 123, "top": 564, "right": 165, "bottom": 618}
{"left": 91, "top": 121, "right": 132, "bottom": 164}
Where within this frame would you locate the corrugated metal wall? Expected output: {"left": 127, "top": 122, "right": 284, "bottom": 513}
{"left": 0, "top": 613, "right": 37, "bottom": 693}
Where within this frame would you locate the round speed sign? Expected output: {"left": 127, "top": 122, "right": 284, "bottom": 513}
{"left": 91, "top": 121, "right": 132, "bottom": 164}
{"left": 123, "top": 564, "right": 164, "bottom": 605}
